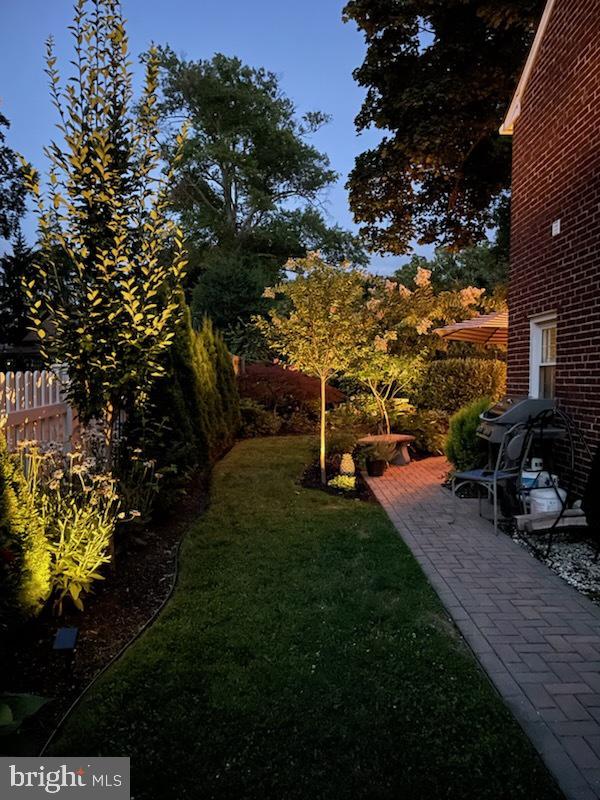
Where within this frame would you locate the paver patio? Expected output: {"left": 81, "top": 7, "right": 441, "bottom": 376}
{"left": 367, "top": 457, "right": 600, "bottom": 800}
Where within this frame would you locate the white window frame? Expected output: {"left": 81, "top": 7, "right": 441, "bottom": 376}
{"left": 529, "top": 311, "right": 557, "bottom": 398}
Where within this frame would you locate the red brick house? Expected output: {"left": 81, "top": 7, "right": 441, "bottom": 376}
{"left": 501, "top": 0, "right": 600, "bottom": 490}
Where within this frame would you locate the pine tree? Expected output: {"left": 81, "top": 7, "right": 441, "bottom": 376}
{"left": 0, "top": 230, "right": 36, "bottom": 346}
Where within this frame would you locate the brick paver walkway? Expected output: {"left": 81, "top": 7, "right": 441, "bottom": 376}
{"left": 367, "top": 457, "right": 600, "bottom": 800}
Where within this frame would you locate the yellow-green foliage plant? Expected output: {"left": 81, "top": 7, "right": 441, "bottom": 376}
{"left": 21, "top": 0, "right": 187, "bottom": 462}
{"left": 0, "top": 434, "right": 51, "bottom": 623}
{"left": 22, "top": 447, "right": 120, "bottom": 614}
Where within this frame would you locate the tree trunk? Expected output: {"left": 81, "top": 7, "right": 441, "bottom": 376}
{"left": 382, "top": 402, "right": 391, "bottom": 436}
{"left": 320, "top": 375, "right": 327, "bottom": 485}
{"left": 368, "top": 381, "right": 391, "bottom": 435}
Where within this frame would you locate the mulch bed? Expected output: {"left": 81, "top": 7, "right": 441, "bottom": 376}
{"left": 300, "top": 460, "right": 374, "bottom": 502}
{"left": 2, "top": 471, "right": 209, "bottom": 757}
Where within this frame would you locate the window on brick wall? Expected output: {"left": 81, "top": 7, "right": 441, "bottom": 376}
{"left": 529, "top": 312, "right": 557, "bottom": 399}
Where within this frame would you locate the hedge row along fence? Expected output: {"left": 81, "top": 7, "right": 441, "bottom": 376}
{"left": 133, "top": 308, "right": 241, "bottom": 477}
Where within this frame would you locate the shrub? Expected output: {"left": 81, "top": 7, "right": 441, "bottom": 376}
{"left": 445, "top": 397, "right": 490, "bottom": 472}
{"left": 326, "top": 398, "right": 378, "bottom": 434}
{"left": 417, "top": 358, "right": 506, "bottom": 414}
{"left": 285, "top": 408, "right": 317, "bottom": 434}
{"left": 239, "top": 399, "right": 282, "bottom": 438}
{"left": 22, "top": 447, "right": 120, "bottom": 614}
{"left": 239, "top": 364, "right": 344, "bottom": 412}
{"left": 0, "top": 435, "right": 51, "bottom": 624}
{"left": 126, "top": 304, "right": 241, "bottom": 487}
{"left": 354, "top": 441, "right": 397, "bottom": 469}
{"left": 310, "top": 430, "right": 361, "bottom": 463}
{"left": 327, "top": 475, "right": 356, "bottom": 492}
{"left": 393, "top": 409, "right": 449, "bottom": 455}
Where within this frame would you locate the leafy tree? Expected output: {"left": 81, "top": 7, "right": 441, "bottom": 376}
{"left": 343, "top": 0, "right": 544, "bottom": 253}
{"left": 258, "top": 254, "right": 371, "bottom": 484}
{"left": 0, "top": 231, "right": 36, "bottom": 346}
{"left": 349, "top": 268, "right": 485, "bottom": 432}
{"left": 0, "top": 112, "right": 27, "bottom": 242}
{"left": 191, "top": 250, "right": 273, "bottom": 331}
{"left": 394, "top": 242, "right": 508, "bottom": 304}
{"left": 155, "top": 49, "right": 367, "bottom": 324}
{"left": 350, "top": 349, "right": 426, "bottom": 435}
{"left": 21, "top": 0, "right": 187, "bottom": 462}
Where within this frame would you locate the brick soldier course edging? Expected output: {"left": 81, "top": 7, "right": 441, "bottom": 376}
{"left": 367, "top": 457, "right": 600, "bottom": 800}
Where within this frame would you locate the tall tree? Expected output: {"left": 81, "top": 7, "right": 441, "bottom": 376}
{"left": 22, "top": 0, "right": 187, "bottom": 461}
{"left": 343, "top": 0, "right": 544, "bottom": 254}
{"left": 155, "top": 49, "right": 367, "bottom": 325}
{"left": 0, "top": 112, "right": 27, "bottom": 242}
{"left": 0, "top": 230, "right": 36, "bottom": 346}
{"left": 258, "top": 254, "right": 371, "bottom": 485}
{"left": 394, "top": 242, "right": 508, "bottom": 302}
{"left": 349, "top": 268, "right": 485, "bottom": 432}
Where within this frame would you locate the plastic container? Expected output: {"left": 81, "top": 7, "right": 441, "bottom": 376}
{"left": 530, "top": 487, "right": 567, "bottom": 515}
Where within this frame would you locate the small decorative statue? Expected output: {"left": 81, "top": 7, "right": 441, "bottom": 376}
{"left": 340, "top": 453, "right": 355, "bottom": 477}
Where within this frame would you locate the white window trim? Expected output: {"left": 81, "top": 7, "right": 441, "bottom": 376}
{"left": 529, "top": 311, "right": 557, "bottom": 398}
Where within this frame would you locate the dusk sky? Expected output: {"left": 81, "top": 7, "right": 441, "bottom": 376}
{"left": 0, "top": 0, "right": 432, "bottom": 272}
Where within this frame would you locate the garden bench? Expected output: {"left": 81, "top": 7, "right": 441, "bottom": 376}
{"left": 357, "top": 434, "right": 416, "bottom": 465}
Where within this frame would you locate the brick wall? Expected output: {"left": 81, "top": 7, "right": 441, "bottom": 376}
{"left": 508, "top": 0, "right": 600, "bottom": 491}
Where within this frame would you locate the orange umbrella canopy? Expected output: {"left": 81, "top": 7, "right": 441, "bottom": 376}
{"left": 434, "top": 311, "right": 508, "bottom": 346}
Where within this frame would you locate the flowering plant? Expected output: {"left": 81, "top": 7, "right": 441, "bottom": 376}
{"left": 17, "top": 444, "right": 122, "bottom": 613}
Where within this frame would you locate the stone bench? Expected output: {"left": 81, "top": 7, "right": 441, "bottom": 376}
{"left": 356, "top": 433, "right": 416, "bottom": 466}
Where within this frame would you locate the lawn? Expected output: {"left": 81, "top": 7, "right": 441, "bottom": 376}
{"left": 51, "top": 437, "right": 561, "bottom": 799}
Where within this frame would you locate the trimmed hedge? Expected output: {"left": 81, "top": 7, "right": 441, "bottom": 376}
{"left": 445, "top": 397, "right": 490, "bottom": 472}
{"left": 0, "top": 436, "right": 51, "bottom": 624}
{"left": 418, "top": 358, "right": 506, "bottom": 414}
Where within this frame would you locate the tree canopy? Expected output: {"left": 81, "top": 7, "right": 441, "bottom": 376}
{"left": 343, "top": 0, "right": 544, "bottom": 254}
{"left": 0, "top": 231, "right": 36, "bottom": 347}
{"left": 258, "top": 254, "right": 371, "bottom": 483}
{"left": 0, "top": 112, "right": 27, "bottom": 243}
{"left": 155, "top": 49, "right": 367, "bottom": 331}
{"left": 394, "top": 242, "right": 508, "bottom": 302}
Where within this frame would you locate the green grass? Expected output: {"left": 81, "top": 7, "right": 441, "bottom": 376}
{"left": 51, "top": 437, "right": 561, "bottom": 799}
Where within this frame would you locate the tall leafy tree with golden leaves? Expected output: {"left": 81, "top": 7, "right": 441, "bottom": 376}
{"left": 22, "top": 0, "right": 187, "bottom": 460}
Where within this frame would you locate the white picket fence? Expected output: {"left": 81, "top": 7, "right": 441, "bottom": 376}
{"left": 0, "top": 368, "right": 75, "bottom": 451}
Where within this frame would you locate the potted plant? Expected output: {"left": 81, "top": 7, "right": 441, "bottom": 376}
{"left": 356, "top": 442, "right": 396, "bottom": 477}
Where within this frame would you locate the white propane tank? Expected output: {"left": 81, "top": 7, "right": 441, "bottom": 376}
{"left": 530, "top": 487, "right": 567, "bottom": 515}
{"left": 520, "top": 471, "right": 556, "bottom": 490}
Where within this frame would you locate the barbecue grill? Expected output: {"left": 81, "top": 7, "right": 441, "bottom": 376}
{"left": 477, "top": 396, "right": 554, "bottom": 443}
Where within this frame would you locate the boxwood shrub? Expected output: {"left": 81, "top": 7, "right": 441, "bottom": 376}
{"left": 445, "top": 397, "right": 491, "bottom": 472}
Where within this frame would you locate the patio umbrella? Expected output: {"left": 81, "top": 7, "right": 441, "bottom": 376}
{"left": 434, "top": 310, "right": 508, "bottom": 347}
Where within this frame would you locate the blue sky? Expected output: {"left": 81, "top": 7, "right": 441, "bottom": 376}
{"left": 0, "top": 0, "right": 430, "bottom": 273}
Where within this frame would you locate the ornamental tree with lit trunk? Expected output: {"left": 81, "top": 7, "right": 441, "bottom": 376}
{"left": 350, "top": 268, "right": 485, "bottom": 433}
{"left": 21, "top": 0, "right": 187, "bottom": 464}
{"left": 258, "top": 253, "right": 371, "bottom": 485}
